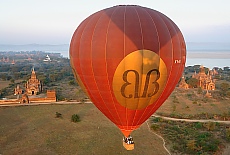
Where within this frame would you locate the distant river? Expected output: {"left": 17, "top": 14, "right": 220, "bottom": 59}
{"left": 1, "top": 43, "right": 230, "bottom": 69}
{"left": 186, "top": 58, "right": 230, "bottom": 69}
{"left": 52, "top": 50, "right": 230, "bottom": 69}
{"left": 47, "top": 48, "right": 230, "bottom": 69}
{"left": 186, "top": 51, "right": 230, "bottom": 69}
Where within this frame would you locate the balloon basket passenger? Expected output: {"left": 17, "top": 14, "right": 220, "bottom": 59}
{"left": 123, "top": 135, "right": 134, "bottom": 150}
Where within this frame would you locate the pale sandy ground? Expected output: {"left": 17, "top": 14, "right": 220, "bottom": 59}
{"left": 187, "top": 51, "right": 230, "bottom": 59}
{"left": 223, "top": 146, "right": 230, "bottom": 155}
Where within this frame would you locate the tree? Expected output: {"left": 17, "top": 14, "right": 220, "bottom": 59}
{"left": 227, "top": 91, "right": 230, "bottom": 97}
{"left": 10, "top": 79, "right": 15, "bottom": 83}
{"left": 220, "top": 83, "right": 229, "bottom": 92}
{"left": 186, "top": 140, "right": 196, "bottom": 151}
{"left": 203, "top": 122, "right": 216, "bottom": 131}
{"left": 71, "top": 114, "right": 80, "bottom": 122}
{"left": 49, "top": 74, "right": 58, "bottom": 82}
{"left": 13, "top": 72, "right": 22, "bottom": 80}
{"left": 220, "top": 82, "right": 230, "bottom": 96}
{"left": 69, "top": 80, "right": 75, "bottom": 85}
{"left": 55, "top": 112, "right": 62, "bottom": 118}
{"left": 37, "top": 75, "right": 46, "bottom": 83}
{"left": 6, "top": 75, "right": 12, "bottom": 81}
{"left": 0, "top": 73, "right": 7, "bottom": 80}
{"left": 197, "top": 87, "right": 202, "bottom": 94}
{"left": 187, "top": 78, "right": 198, "bottom": 88}
{"left": 0, "top": 90, "right": 2, "bottom": 98}
{"left": 10, "top": 65, "right": 21, "bottom": 72}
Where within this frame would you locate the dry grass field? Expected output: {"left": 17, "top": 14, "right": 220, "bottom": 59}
{"left": 0, "top": 104, "right": 168, "bottom": 155}
{"left": 0, "top": 80, "right": 10, "bottom": 90}
{"left": 1, "top": 79, "right": 230, "bottom": 154}
{"left": 156, "top": 87, "right": 230, "bottom": 117}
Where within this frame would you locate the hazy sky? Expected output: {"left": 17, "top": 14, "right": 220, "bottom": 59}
{"left": 1, "top": 0, "right": 230, "bottom": 44}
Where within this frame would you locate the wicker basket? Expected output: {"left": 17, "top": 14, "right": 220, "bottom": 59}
{"left": 123, "top": 141, "right": 134, "bottom": 150}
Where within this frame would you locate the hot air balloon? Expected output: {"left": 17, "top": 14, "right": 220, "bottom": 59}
{"left": 70, "top": 5, "right": 186, "bottom": 150}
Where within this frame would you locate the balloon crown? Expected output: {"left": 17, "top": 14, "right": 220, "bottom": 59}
{"left": 117, "top": 5, "right": 139, "bottom": 6}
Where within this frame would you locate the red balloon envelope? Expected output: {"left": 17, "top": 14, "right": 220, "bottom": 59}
{"left": 70, "top": 5, "right": 186, "bottom": 137}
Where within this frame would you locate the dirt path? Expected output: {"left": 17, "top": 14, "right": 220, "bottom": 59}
{"left": 152, "top": 114, "right": 230, "bottom": 124}
{"left": 150, "top": 114, "right": 230, "bottom": 154}
{"left": 146, "top": 121, "right": 171, "bottom": 155}
{"left": 0, "top": 101, "right": 93, "bottom": 107}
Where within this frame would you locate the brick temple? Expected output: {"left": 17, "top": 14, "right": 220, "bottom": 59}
{"left": 1, "top": 68, "right": 56, "bottom": 105}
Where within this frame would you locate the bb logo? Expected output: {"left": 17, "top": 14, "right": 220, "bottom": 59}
{"left": 121, "top": 69, "right": 160, "bottom": 98}
{"left": 112, "top": 50, "right": 168, "bottom": 110}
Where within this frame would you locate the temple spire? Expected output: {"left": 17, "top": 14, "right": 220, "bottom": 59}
{"left": 31, "top": 67, "right": 36, "bottom": 79}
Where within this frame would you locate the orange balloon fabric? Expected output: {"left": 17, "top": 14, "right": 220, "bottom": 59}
{"left": 70, "top": 5, "right": 186, "bottom": 137}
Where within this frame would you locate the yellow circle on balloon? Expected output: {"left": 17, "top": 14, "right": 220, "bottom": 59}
{"left": 112, "top": 50, "right": 168, "bottom": 110}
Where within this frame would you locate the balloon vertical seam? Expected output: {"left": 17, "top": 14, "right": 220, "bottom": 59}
{"left": 139, "top": 12, "right": 175, "bottom": 123}
{"left": 105, "top": 6, "right": 125, "bottom": 127}
{"left": 123, "top": 5, "right": 129, "bottom": 131}
{"left": 134, "top": 8, "right": 162, "bottom": 126}
{"left": 75, "top": 16, "right": 92, "bottom": 97}
{"left": 92, "top": 10, "right": 121, "bottom": 126}
{"left": 130, "top": 6, "right": 144, "bottom": 129}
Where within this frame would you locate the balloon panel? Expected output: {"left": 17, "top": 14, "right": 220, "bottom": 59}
{"left": 70, "top": 5, "right": 186, "bottom": 137}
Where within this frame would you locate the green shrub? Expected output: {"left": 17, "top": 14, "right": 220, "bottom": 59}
{"left": 187, "top": 94, "right": 192, "bottom": 98}
{"left": 71, "top": 114, "right": 80, "bottom": 122}
{"left": 194, "top": 122, "right": 203, "bottom": 129}
{"left": 202, "top": 139, "right": 220, "bottom": 152}
{"left": 173, "top": 97, "right": 179, "bottom": 103}
{"left": 202, "top": 97, "right": 209, "bottom": 103}
{"left": 203, "top": 122, "right": 216, "bottom": 131}
{"left": 192, "top": 101, "right": 198, "bottom": 104}
{"left": 172, "top": 105, "right": 177, "bottom": 111}
{"left": 186, "top": 139, "right": 196, "bottom": 151}
{"left": 151, "top": 117, "right": 162, "bottom": 123}
{"left": 197, "top": 132, "right": 211, "bottom": 141}
{"left": 197, "top": 87, "right": 203, "bottom": 94}
{"left": 55, "top": 112, "right": 62, "bottom": 118}
{"left": 227, "top": 91, "right": 230, "bottom": 97}
{"left": 151, "top": 124, "right": 160, "bottom": 131}
{"left": 69, "top": 80, "right": 76, "bottom": 85}
{"left": 225, "top": 128, "right": 230, "bottom": 141}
